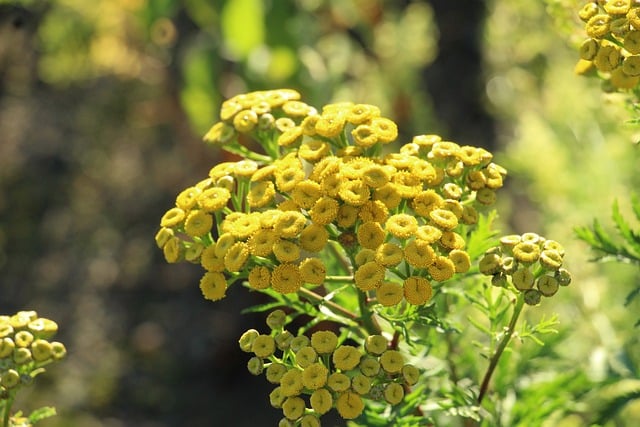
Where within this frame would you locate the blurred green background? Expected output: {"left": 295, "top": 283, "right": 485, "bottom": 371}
{"left": 0, "top": 0, "right": 638, "bottom": 426}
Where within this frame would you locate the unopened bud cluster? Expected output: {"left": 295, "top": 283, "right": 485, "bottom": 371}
{"left": 0, "top": 311, "right": 66, "bottom": 400}
{"left": 479, "top": 233, "right": 572, "bottom": 305}
{"left": 576, "top": 0, "right": 640, "bottom": 89}
{"left": 239, "top": 310, "right": 420, "bottom": 425}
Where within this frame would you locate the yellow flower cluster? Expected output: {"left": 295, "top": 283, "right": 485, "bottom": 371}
{"left": 478, "top": 233, "right": 572, "bottom": 305}
{"left": 576, "top": 0, "right": 640, "bottom": 89}
{"left": 156, "top": 89, "right": 507, "bottom": 305}
{"left": 238, "top": 310, "right": 420, "bottom": 424}
{"left": 0, "top": 311, "right": 66, "bottom": 398}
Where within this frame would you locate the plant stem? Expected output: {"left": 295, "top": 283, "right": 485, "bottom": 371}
{"left": 2, "top": 393, "right": 14, "bottom": 427}
{"left": 298, "top": 287, "right": 359, "bottom": 320}
{"left": 357, "top": 291, "right": 381, "bottom": 336}
{"left": 477, "top": 294, "right": 525, "bottom": 404}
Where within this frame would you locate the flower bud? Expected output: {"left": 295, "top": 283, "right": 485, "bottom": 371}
{"left": 524, "top": 289, "right": 542, "bottom": 306}
{"left": 238, "top": 329, "right": 260, "bottom": 352}
{"left": 266, "top": 310, "right": 287, "bottom": 331}
{"left": 275, "top": 331, "right": 293, "bottom": 351}
{"left": 247, "top": 356, "right": 264, "bottom": 375}
{"left": 1, "top": 369, "right": 20, "bottom": 389}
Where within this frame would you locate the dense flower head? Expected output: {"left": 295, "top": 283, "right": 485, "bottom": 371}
{"left": 240, "top": 311, "right": 421, "bottom": 424}
{"left": 575, "top": 0, "right": 640, "bottom": 90}
{"left": 479, "top": 233, "right": 572, "bottom": 305}
{"left": 0, "top": 311, "right": 66, "bottom": 398}
{"left": 157, "top": 88, "right": 507, "bottom": 309}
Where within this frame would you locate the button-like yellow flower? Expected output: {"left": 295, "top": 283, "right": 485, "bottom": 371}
{"left": 428, "top": 256, "right": 455, "bottom": 282}
{"left": 402, "top": 364, "right": 420, "bottom": 386}
{"left": 269, "top": 386, "right": 286, "bottom": 408}
{"left": 266, "top": 363, "right": 288, "bottom": 384}
{"left": 373, "top": 183, "right": 403, "bottom": 210}
{"left": 248, "top": 266, "right": 271, "bottom": 290}
{"left": 586, "top": 14, "right": 612, "bottom": 38}
{"left": 280, "top": 369, "right": 304, "bottom": 397}
{"left": 354, "top": 261, "right": 385, "bottom": 291}
{"left": 273, "top": 240, "right": 301, "bottom": 263}
{"left": 376, "top": 282, "right": 404, "bottom": 307}
{"left": 594, "top": 43, "right": 621, "bottom": 71}
{"left": 275, "top": 211, "right": 307, "bottom": 239}
{"left": 357, "top": 222, "right": 386, "bottom": 249}
{"left": 385, "top": 214, "right": 418, "bottom": 239}
{"left": 429, "top": 208, "right": 459, "bottom": 230}
{"left": 611, "top": 66, "right": 640, "bottom": 88}
{"left": 380, "top": 350, "right": 404, "bottom": 374}
{"left": 160, "top": 207, "right": 185, "bottom": 228}
{"left": 299, "top": 140, "right": 330, "bottom": 162}
{"left": 299, "top": 224, "right": 329, "bottom": 253}
{"left": 328, "top": 372, "right": 351, "bottom": 392}
{"left": 223, "top": 242, "right": 250, "bottom": 272}
{"left": 184, "top": 209, "right": 213, "bottom": 237}
{"left": 383, "top": 382, "right": 405, "bottom": 405}
{"left": 336, "top": 391, "right": 364, "bottom": 419}
{"left": 233, "top": 109, "right": 258, "bottom": 132}
{"left": 248, "top": 229, "right": 277, "bottom": 257}
{"left": 604, "top": 0, "right": 631, "bottom": 16}
{"left": 200, "top": 272, "right": 227, "bottom": 301}
{"left": 403, "top": 276, "right": 433, "bottom": 305}
{"left": 311, "top": 331, "right": 338, "bottom": 354}
{"left": 359, "top": 356, "right": 381, "bottom": 377}
{"left": 271, "top": 264, "right": 302, "bottom": 294}
{"left": 449, "top": 249, "right": 471, "bottom": 273}
{"left": 296, "top": 346, "right": 318, "bottom": 369}
{"left": 365, "top": 335, "right": 388, "bottom": 355}
{"left": 339, "top": 179, "right": 371, "bottom": 206}
{"left": 513, "top": 242, "right": 541, "bottom": 263}
{"left": 310, "top": 388, "right": 333, "bottom": 414}
{"left": 351, "top": 373, "right": 371, "bottom": 395}
{"left": 299, "top": 258, "right": 326, "bottom": 285}
{"left": 309, "top": 197, "right": 339, "bottom": 225}
{"left": 375, "top": 243, "right": 404, "bottom": 267}
{"left": 404, "top": 239, "right": 436, "bottom": 268}
{"left": 333, "top": 345, "right": 362, "bottom": 371}
{"left": 302, "top": 362, "right": 328, "bottom": 389}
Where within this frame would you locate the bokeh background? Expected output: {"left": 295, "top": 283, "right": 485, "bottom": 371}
{"left": 0, "top": 0, "right": 638, "bottom": 426}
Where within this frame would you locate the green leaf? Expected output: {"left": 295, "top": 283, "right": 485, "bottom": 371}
{"left": 465, "top": 210, "right": 500, "bottom": 261}
{"left": 591, "top": 379, "right": 640, "bottom": 425}
{"left": 28, "top": 406, "right": 57, "bottom": 424}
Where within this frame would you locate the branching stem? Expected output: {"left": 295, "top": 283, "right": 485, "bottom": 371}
{"left": 477, "top": 294, "right": 525, "bottom": 404}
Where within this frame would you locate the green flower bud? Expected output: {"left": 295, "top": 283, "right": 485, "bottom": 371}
{"left": 359, "top": 356, "right": 381, "bottom": 377}
{"left": 491, "top": 273, "right": 508, "bottom": 288}
{"left": 365, "top": 335, "right": 388, "bottom": 355}
{"left": 266, "top": 310, "right": 287, "bottom": 331}
{"left": 402, "top": 364, "right": 420, "bottom": 386}
{"left": 247, "top": 356, "right": 264, "bottom": 375}
{"left": 266, "top": 363, "right": 288, "bottom": 384}
{"left": 269, "top": 386, "right": 286, "bottom": 408}
{"left": 555, "top": 268, "right": 572, "bottom": 286}
{"left": 524, "top": 289, "right": 542, "bottom": 306}
{"left": 383, "top": 382, "right": 405, "bottom": 405}
{"left": 300, "top": 414, "right": 320, "bottom": 427}
{"left": 537, "top": 275, "right": 559, "bottom": 297}
{"left": 512, "top": 268, "right": 535, "bottom": 291}
{"left": 252, "top": 335, "right": 276, "bottom": 358}
{"left": 479, "top": 253, "right": 502, "bottom": 275}
{"left": 295, "top": 346, "right": 317, "bottom": 369}
{"left": 275, "top": 331, "right": 293, "bottom": 351}
{"left": 1, "top": 369, "right": 20, "bottom": 389}
{"left": 290, "top": 335, "right": 310, "bottom": 353}
{"left": 238, "top": 329, "right": 259, "bottom": 352}
{"left": 380, "top": 350, "right": 404, "bottom": 374}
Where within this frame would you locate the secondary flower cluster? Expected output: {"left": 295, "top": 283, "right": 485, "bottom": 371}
{"left": 576, "top": 0, "right": 640, "bottom": 89}
{"left": 155, "top": 89, "right": 507, "bottom": 306}
{"left": 239, "top": 310, "right": 420, "bottom": 425}
{"left": 478, "top": 233, "right": 572, "bottom": 305}
{"left": 0, "top": 311, "right": 66, "bottom": 399}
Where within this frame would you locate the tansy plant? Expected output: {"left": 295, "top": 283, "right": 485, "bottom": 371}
{"left": 156, "top": 89, "right": 573, "bottom": 425}
{"left": 0, "top": 311, "right": 66, "bottom": 427}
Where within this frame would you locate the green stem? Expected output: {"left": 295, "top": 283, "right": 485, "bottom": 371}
{"left": 357, "top": 291, "right": 381, "bottom": 336}
{"left": 3, "top": 393, "right": 14, "bottom": 427}
{"left": 477, "top": 294, "right": 525, "bottom": 404}
{"left": 324, "top": 275, "right": 354, "bottom": 283}
{"left": 298, "top": 287, "right": 358, "bottom": 321}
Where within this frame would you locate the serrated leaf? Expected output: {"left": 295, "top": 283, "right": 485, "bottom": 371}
{"left": 611, "top": 199, "right": 640, "bottom": 257}
{"left": 574, "top": 225, "right": 599, "bottom": 247}
{"left": 466, "top": 210, "right": 501, "bottom": 260}
{"left": 592, "top": 218, "right": 619, "bottom": 253}
{"left": 28, "top": 406, "right": 57, "bottom": 423}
